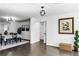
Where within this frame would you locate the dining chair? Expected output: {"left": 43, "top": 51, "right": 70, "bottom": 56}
{"left": 12, "top": 33, "right": 18, "bottom": 43}
{"left": 0, "top": 33, "right": 3, "bottom": 45}
{"left": 17, "top": 34, "right": 22, "bottom": 42}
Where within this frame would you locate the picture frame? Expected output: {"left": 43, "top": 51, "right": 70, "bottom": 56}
{"left": 21, "top": 25, "right": 30, "bottom": 31}
{"left": 58, "top": 17, "right": 74, "bottom": 34}
{"left": 22, "top": 25, "right": 25, "bottom": 31}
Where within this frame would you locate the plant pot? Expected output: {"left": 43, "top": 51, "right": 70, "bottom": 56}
{"left": 74, "top": 48, "right": 78, "bottom": 52}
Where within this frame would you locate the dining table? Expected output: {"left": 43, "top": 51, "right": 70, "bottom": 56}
{"left": 3, "top": 35, "right": 12, "bottom": 41}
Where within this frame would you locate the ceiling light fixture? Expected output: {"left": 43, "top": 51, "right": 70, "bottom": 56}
{"left": 40, "top": 6, "right": 46, "bottom": 16}
{"left": 1, "top": 16, "right": 18, "bottom": 21}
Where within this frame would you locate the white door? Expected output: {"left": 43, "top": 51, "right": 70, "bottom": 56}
{"left": 40, "top": 21, "right": 47, "bottom": 43}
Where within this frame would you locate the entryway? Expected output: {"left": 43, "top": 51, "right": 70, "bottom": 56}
{"left": 40, "top": 21, "right": 47, "bottom": 45}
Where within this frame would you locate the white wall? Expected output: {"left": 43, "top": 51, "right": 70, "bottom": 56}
{"left": 30, "top": 17, "right": 40, "bottom": 44}
{"left": 37, "top": 12, "right": 79, "bottom": 48}
{"left": 17, "top": 21, "right": 30, "bottom": 27}
{"left": 9, "top": 21, "right": 30, "bottom": 33}
{"left": 17, "top": 21, "right": 30, "bottom": 40}
{"left": 0, "top": 22, "right": 15, "bottom": 34}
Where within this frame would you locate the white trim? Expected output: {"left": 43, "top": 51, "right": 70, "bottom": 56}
{"left": 30, "top": 40, "right": 39, "bottom": 44}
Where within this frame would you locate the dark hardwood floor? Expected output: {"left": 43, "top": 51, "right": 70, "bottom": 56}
{"left": 0, "top": 41, "right": 79, "bottom": 56}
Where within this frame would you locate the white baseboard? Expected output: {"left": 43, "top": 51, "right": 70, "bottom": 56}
{"left": 47, "top": 42, "right": 59, "bottom": 47}
{"left": 30, "top": 40, "right": 40, "bottom": 44}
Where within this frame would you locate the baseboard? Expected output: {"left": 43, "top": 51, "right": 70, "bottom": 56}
{"left": 31, "top": 40, "right": 40, "bottom": 44}
{"left": 47, "top": 45, "right": 59, "bottom": 48}
{"left": 22, "top": 39, "right": 30, "bottom": 41}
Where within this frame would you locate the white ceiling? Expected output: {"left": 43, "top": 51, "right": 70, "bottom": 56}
{"left": 0, "top": 3, "right": 79, "bottom": 20}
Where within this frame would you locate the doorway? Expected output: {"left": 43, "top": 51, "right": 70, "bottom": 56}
{"left": 40, "top": 21, "right": 47, "bottom": 44}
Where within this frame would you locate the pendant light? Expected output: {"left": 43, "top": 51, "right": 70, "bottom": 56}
{"left": 40, "top": 6, "right": 46, "bottom": 16}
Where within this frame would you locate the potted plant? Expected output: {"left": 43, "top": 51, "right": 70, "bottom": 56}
{"left": 17, "top": 27, "right": 22, "bottom": 34}
{"left": 74, "top": 30, "right": 79, "bottom": 51}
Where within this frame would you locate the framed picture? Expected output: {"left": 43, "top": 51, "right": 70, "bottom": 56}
{"left": 22, "top": 25, "right": 25, "bottom": 31}
{"left": 58, "top": 17, "right": 74, "bottom": 34}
